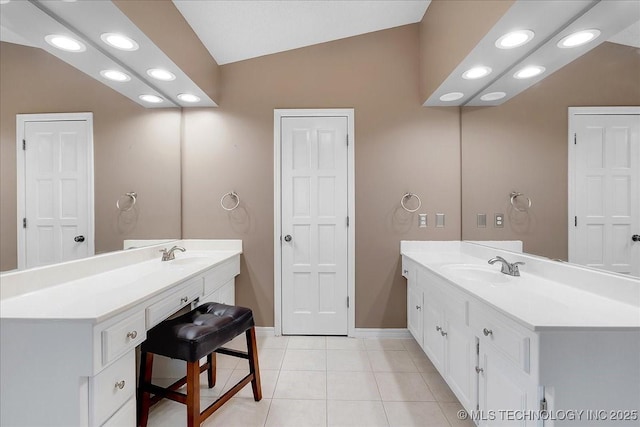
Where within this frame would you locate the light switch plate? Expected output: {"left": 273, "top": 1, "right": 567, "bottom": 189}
{"left": 436, "top": 213, "right": 445, "bottom": 228}
{"left": 477, "top": 213, "right": 487, "bottom": 228}
{"left": 495, "top": 213, "right": 504, "bottom": 228}
{"left": 418, "top": 214, "right": 427, "bottom": 228}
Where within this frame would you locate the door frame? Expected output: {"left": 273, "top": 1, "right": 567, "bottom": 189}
{"left": 274, "top": 109, "right": 355, "bottom": 336}
{"left": 16, "top": 112, "right": 95, "bottom": 269}
{"left": 568, "top": 106, "right": 640, "bottom": 264}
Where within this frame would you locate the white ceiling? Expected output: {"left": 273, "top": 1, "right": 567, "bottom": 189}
{"left": 172, "top": 0, "right": 431, "bottom": 65}
{"left": 609, "top": 19, "right": 640, "bottom": 48}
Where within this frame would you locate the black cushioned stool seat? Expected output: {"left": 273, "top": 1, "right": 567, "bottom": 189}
{"left": 137, "top": 303, "right": 262, "bottom": 427}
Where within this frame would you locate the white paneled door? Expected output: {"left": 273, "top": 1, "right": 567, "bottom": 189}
{"left": 281, "top": 116, "right": 349, "bottom": 335}
{"left": 570, "top": 110, "right": 640, "bottom": 276}
{"left": 21, "top": 118, "right": 93, "bottom": 268}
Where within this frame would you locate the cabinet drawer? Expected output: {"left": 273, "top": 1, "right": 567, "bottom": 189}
{"left": 469, "top": 304, "right": 530, "bottom": 373}
{"left": 102, "top": 311, "right": 145, "bottom": 365}
{"left": 101, "top": 397, "right": 135, "bottom": 427}
{"left": 203, "top": 256, "right": 240, "bottom": 296}
{"left": 91, "top": 351, "right": 135, "bottom": 426}
{"left": 146, "top": 277, "right": 202, "bottom": 328}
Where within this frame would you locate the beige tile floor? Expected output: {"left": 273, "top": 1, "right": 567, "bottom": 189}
{"left": 146, "top": 336, "right": 475, "bottom": 427}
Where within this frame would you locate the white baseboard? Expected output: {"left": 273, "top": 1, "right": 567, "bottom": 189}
{"left": 257, "top": 327, "right": 411, "bottom": 339}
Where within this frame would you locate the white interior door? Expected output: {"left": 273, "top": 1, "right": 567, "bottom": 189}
{"left": 281, "top": 116, "right": 349, "bottom": 335}
{"left": 570, "top": 110, "right": 640, "bottom": 276}
{"left": 21, "top": 118, "right": 93, "bottom": 268}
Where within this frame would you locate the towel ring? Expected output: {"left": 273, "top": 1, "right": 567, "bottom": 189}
{"left": 401, "top": 193, "right": 422, "bottom": 213}
{"left": 510, "top": 192, "right": 531, "bottom": 212}
{"left": 220, "top": 191, "right": 240, "bottom": 211}
{"left": 116, "top": 192, "right": 137, "bottom": 212}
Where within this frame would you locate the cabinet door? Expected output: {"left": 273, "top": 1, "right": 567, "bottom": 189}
{"left": 407, "top": 280, "right": 424, "bottom": 346}
{"left": 444, "top": 315, "right": 476, "bottom": 413}
{"left": 478, "top": 344, "right": 537, "bottom": 427}
{"left": 423, "top": 291, "right": 445, "bottom": 371}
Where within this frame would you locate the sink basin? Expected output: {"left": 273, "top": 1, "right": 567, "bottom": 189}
{"left": 162, "top": 255, "right": 213, "bottom": 267}
{"left": 441, "top": 264, "right": 510, "bottom": 285}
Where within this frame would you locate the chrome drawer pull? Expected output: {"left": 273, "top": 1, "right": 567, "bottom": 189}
{"left": 416, "top": 305, "right": 421, "bottom": 310}
{"left": 440, "top": 330, "right": 448, "bottom": 337}
{"left": 180, "top": 296, "right": 189, "bottom": 303}
{"left": 126, "top": 331, "right": 137, "bottom": 340}
{"left": 436, "top": 326, "right": 442, "bottom": 332}
{"left": 483, "top": 328, "right": 493, "bottom": 337}
{"left": 115, "top": 380, "right": 126, "bottom": 390}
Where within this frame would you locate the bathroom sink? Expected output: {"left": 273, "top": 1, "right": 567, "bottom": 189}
{"left": 441, "top": 264, "right": 510, "bottom": 285}
{"left": 163, "top": 254, "right": 213, "bottom": 267}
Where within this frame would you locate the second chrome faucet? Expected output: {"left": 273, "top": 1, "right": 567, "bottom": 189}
{"left": 160, "top": 246, "right": 186, "bottom": 261}
{"left": 488, "top": 256, "right": 525, "bottom": 276}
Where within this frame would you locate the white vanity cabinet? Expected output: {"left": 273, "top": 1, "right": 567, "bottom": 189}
{"left": 0, "top": 245, "right": 242, "bottom": 427}
{"left": 404, "top": 258, "right": 424, "bottom": 347}
{"left": 417, "top": 265, "right": 476, "bottom": 413}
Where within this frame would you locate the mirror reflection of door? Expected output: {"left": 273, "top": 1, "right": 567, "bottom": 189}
{"left": 17, "top": 113, "right": 94, "bottom": 269}
{"left": 569, "top": 107, "right": 640, "bottom": 277}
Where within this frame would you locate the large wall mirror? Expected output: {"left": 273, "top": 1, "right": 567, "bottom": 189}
{"left": 0, "top": 42, "right": 182, "bottom": 271}
{"left": 460, "top": 42, "right": 640, "bottom": 265}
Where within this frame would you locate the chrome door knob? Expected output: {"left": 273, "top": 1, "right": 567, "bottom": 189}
{"left": 74, "top": 235, "right": 85, "bottom": 242}
{"left": 632, "top": 234, "right": 640, "bottom": 242}
{"left": 284, "top": 235, "right": 292, "bottom": 242}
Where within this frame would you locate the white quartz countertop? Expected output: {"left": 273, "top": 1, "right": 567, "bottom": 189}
{"left": 0, "top": 248, "right": 240, "bottom": 323}
{"left": 402, "top": 243, "right": 640, "bottom": 331}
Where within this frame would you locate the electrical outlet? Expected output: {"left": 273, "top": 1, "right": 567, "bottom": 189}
{"left": 418, "top": 214, "right": 427, "bottom": 228}
{"left": 495, "top": 214, "right": 504, "bottom": 228}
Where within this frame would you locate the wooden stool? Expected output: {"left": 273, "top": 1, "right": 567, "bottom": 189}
{"left": 137, "top": 302, "right": 261, "bottom": 427}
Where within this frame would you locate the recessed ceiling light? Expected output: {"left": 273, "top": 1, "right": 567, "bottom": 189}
{"left": 462, "top": 66, "right": 492, "bottom": 80}
{"left": 557, "top": 29, "right": 601, "bottom": 48}
{"left": 139, "top": 94, "right": 163, "bottom": 104}
{"left": 177, "top": 93, "right": 200, "bottom": 103}
{"left": 147, "top": 68, "right": 176, "bottom": 81}
{"left": 480, "top": 92, "right": 507, "bottom": 101}
{"left": 101, "top": 33, "right": 139, "bottom": 51}
{"left": 44, "top": 34, "right": 86, "bottom": 52}
{"left": 100, "top": 70, "right": 131, "bottom": 82}
{"left": 439, "top": 92, "right": 464, "bottom": 102}
{"left": 513, "top": 66, "right": 545, "bottom": 79}
{"left": 495, "top": 30, "right": 535, "bottom": 49}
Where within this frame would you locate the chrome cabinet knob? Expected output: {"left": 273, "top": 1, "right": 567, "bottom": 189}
{"left": 632, "top": 234, "right": 640, "bottom": 242}
{"left": 284, "top": 235, "right": 292, "bottom": 242}
{"left": 436, "top": 326, "right": 442, "bottom": 332}
{"left": 180, "top": 296, "right": 189, "bottom": 303}
{"left": 74, "top": 235, "right": 85, "bottom": 243}
{"left": 403, "top": 269, "right": 409, "bottom": 275}
{"left": 475, "top": 366, "right": 484, "bottom": 374}
{"left": 115, "top": 380, "right": 126, "bottom": 390}
{"left": 440, "top": 330, "right": 448, "bottom": 337}
{"left": 126, "top": 331, "right": 137, "bottom": 340}
{"left": 416, "top": 305, "right": 421, "bottom": 310}
{"left": 483, "top": 328, "right": 493, "bottom": 337}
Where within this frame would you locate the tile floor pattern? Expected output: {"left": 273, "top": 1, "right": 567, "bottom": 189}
{"left": 147, "top": 336, "right": 475, "bottom": 427}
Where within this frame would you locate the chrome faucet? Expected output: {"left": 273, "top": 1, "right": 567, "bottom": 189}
{"left": 160, "top": 246, "right": 186, "bottom": 261}
{"left": 488, "top": 256, "right": 525, "bottom": 276}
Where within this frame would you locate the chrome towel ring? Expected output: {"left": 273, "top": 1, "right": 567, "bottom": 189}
{"left": 116, "top": 192, "right": 137, "bottom": 212}
{"left": 220, "top": 191, "right": 240, "bottom": 211}
{"left": 510, "top": 192, "right": 531, "bottom": 212}
{"left": 401, "top": 192, "right": 422, "bottom": 213}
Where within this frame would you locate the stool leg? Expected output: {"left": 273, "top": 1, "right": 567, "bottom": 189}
{"left": 246, "top": 327, "right": 262, "bottom": 401}
{"left": 138, "top": 352, "right": 154, "bottom": 427}
{"left": 186, "top": 360, "right": 201, "bottom": 427}
{"left": 207, "top": 353, "right": 216, "bottom": 388}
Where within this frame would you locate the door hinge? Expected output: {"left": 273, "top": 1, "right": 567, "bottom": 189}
{"left": 347, "top": 296, "right": 350, "bottom": 308}
{"left": 23, "top": 218, "right": 27, "bottom": 229}
{"left": 540, "top": 397, "right": 548, "bottom": 414}
{"left": 347, "top": 216, "right": 350, "bottom": 227}
{"left": 575, "top": 216, "right": 577, "bottom": 227}
{"left": 22, "top": 139, "right": 26, "bottom": 150}
{"left": 574, "top": 133, "right": 577, "bottom": 145}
